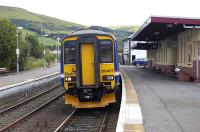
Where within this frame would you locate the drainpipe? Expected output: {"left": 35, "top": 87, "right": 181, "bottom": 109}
{"left": 128, "top": 38, "right": 131, "bottom": 65}
{"left": 196, "top": 47, "right": 199, "bottom": 81}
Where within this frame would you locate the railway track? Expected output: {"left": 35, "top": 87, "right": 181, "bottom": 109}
{"left": 55, "top": 104, "right": 120, "bottom": 132}
{"left": 0, "top": 84, "right": 64, "bottom": 132}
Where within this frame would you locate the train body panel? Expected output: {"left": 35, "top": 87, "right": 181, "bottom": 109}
{"left": 60, "top": 30, "right": 121, "bottom": 108}
{"left": 100, "top": 63, "right": 115, "bottom": 89}
{"left": 81, "top": 44, "right": 95, "bottom": 85}
{"left": 65, "top": 92, "right": 115, "bottom": 108}
{"left": 64, "top": 64, "right": 76, "bottom": 89}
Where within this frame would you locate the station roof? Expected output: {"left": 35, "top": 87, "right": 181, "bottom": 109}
{"left": 132, "top": 42, "right": 158, "bottom": 50}
{"left": 123, "top": 34, "right": 134, "bottom": 41}
{"left": 132, "top": 16, "right": 200, "bottom": 41}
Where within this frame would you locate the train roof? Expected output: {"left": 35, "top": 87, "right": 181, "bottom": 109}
{"left": 66, "top": 30, "right": 116, "bottom": 40}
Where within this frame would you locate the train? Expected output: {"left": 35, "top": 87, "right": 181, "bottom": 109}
{"left": 60, "top": 30, "right": 121, "bottom": 108}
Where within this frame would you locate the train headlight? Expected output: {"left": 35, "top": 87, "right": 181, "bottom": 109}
{"left": 102, "top": 75, "right": 114, "bottom": 81}
{"left": 65, "top": 76, "right": 75, "bottom": 82}
{"left": 68, "top": 77, "right": 72, "bottom": 81}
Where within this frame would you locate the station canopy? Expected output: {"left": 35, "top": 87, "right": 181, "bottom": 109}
{"left": 132, "top": 16, "right": 200, "bottom": 49}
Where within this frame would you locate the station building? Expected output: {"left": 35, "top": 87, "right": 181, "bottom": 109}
{"left": 122, "top": 34, "right": 133, "bottom": 65}
{"left": 131, "top": 16, "right": 200, "bottom": 81}
{"left": 123, "top": 34, "right": 147, "bottom": 65}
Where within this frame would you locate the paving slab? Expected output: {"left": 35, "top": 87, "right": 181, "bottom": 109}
{"left": 0, "top": 65, "right": 59, "bottom": 88}
{"left": 121, "top": 66, "right": 200, "bottom": 132}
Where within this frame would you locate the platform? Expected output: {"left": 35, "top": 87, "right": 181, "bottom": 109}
{"left": 0, "top": 65, "right": 59, "bottom": 88}
{"left": 121, "top": 65, "right": 200, "bottom": 132}
{"left": 116, "top": 67, "right": 144, "bottom": 132}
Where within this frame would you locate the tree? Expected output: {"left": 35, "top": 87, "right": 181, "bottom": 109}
{"left": 18, "top": 32, "right": 28, "bottom": 71}
{"left": 0, "top": 19, "right": 16, "bottom": 71}
{"left": 26, "top": 34, "right": 43, "bottom": 58}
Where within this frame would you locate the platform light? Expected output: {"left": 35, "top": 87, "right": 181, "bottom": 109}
{"left": 43, "top": 34, "right": 48, "bottom": 68}
{"left": 16, "top": 26, "right": 23, "bottom": 73}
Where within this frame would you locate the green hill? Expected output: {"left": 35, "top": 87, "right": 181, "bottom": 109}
{"left": 0, "top": 6, "right": 87, "bottom": 46}
{"left": 109, "top": 25, "right": 140, "bottom": 33}
{"left": 0, "top": 6, "right": 86, "bottom": 34}
{"left": 0, "top": 6, "right": 136, "bottom": 47}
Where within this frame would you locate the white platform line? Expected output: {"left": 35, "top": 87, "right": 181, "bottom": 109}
{"left": 116, "top": 72, "right": 144, "bottom": 132}
{"left": 0, "top": 72, "right": 60, "bottom": 91}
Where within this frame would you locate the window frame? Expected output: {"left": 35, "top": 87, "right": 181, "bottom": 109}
{"left": 64, "top": 41, "right": 77, "bottom": 64}
{"left": 99, "top": 40, "right": 114, "bottom": 63}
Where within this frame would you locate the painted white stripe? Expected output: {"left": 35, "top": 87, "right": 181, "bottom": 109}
{"left": 0, "top": 72, "right": 60, "bottom": 91}
{"left": 116, "top": 73, "right": 143, "bottom": 132}
{"left": 119, "top": 104, "right": 143, "bottom": 124}
{"left": 115, "top": 71, "right": 121, "bottom": 76}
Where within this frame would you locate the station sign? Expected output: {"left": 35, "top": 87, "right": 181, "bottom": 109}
{"left": 123, "top": 48, "right": 129, "bottom": 54}
{"left": 16, "top": 49, "right": 20, "bottom": 55}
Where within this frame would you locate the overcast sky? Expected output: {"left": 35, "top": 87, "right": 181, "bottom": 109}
{"left": 1, "top": 0, "right": 200, "bottom": 27}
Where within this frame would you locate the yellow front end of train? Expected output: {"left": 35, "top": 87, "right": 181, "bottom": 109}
{"left": 61, "top": 30, "right": 120, "bottom": 108}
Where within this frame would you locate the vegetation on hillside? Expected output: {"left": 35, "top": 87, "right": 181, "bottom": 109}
{"left": 0, "top": 19, "right": 56, "bottom": 72}
{"left": 109, "top": 25, "right": 140, "bottom": 33}
{"left": 0, "top": 6, "right": 139, "bottom": 71}
{"left": 0, "top": 6, "right": 86, "bottom": 47}
{"left": 0, "top": 6, "right": 136, "bottom": 45}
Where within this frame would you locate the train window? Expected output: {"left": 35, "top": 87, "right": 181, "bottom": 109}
{"left": 99, "top": 41, "right": 113, "bottom": 63}
{"left": 64, "top": 46, "right": 76, "bottom": 64}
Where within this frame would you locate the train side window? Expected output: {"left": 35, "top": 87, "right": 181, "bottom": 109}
{"left": 99, "top": 41, "right": 113, "bottom": 63}
{"left": 64, "top": 45, "right": 76, "bottom": 64}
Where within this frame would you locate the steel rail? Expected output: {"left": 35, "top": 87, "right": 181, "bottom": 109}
{"left": 0, "top": 91, "right": 64, "bottom": 132}
{"left": 99, "top": 110, "right": 108, "bottom": 132}
{"left": 54, "top": 109, "right": 77, "bottom": 132}
{"left": 0, "top": 84, "right": 61, "bottom": 115}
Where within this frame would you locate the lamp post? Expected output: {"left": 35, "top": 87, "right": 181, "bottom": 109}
{"left": 16, "top": 26, "right": 23, "bottom": 73}
{"left": 56, "top": 37, "right": 60, "bottom": 63}
{"left": 43, "top": 34, "right": 48, "bottom": 68}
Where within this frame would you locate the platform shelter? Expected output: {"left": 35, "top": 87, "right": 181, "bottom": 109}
{"left": 132, "top": 16, "right": 200, "bottom": 81}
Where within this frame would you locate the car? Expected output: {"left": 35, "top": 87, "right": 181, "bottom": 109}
{"left": 132, "top": 58, "right": 147, "bottom": 66}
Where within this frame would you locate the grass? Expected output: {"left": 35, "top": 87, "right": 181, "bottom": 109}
{"left": 25, "top": 57, "right": 43, "bottom": 70}
{"left": 109, "top": 25, "right": 140, "bottom": 32}
{"left": 42, "top": 28, "right": 72, "bottom": 34}
{"left": 38, "top": 37, "right": 57, "bottom": 46}
{"left": 22, "top": 29, "right": 37, "bottom": 35}
{"left": 24, "top": 53, "right": 56, "bottom": 70}
{"left": 0, "top": 6, "right": 86, "bottom": 28}
{"left": 0, "top": 6, "right": 86, "bottom": 38}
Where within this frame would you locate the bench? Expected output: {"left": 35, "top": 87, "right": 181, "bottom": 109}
{"left": 0, "top": 67, "right": 9, "bottom": 76}
{"left": 169, "top": 66, "right": 180, "bottom": 80}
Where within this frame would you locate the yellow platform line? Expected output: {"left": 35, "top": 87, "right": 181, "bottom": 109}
{"left": 116, "top": 71, "right": 144, "bottom": 132}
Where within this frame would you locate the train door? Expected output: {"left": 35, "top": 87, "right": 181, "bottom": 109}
{"left": 81, "top": 44, "right": 95, "bottom": 85}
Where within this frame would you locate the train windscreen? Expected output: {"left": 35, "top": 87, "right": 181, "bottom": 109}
{"left": 99, "top": 40, "right": 113, "bottom": 63}
{"left": 64, "top": 45, "right": 76, "bottom": 64}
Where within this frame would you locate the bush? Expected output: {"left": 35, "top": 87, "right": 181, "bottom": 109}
{"left": 25, "top": 57, "right": 43, "bottom": 70}
{"left": 0, "top": 19, "right": 16, "bottom": 71}
{"left": 46, "top": 52, "right": 55, "bottom": 66}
